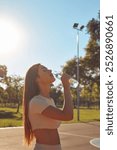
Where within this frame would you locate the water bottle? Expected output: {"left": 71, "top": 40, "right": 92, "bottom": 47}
{"left": 53, "top": 71, "right": 78, "bottom": 88}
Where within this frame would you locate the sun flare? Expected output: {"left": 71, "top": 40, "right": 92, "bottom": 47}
{"left": 0, "top": 16, "right": 25, "bottom": 55}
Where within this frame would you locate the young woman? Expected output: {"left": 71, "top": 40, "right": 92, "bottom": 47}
{"left": 23, "top": 63, "right": 73, "bottom": 150}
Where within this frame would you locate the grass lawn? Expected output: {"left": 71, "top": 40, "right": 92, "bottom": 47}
{"left": 0, "top": 107, "right": 23, "bottom": 127}
{"left": 62, "top": 108, "right": 100, "bottom": 124}
{"left": 0, "top": 107, "right": 100, "bottom": 127}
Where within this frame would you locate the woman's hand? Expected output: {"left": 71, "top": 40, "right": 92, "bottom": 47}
{"left": 61, "top": 73, "right": 71, "bottom": 88}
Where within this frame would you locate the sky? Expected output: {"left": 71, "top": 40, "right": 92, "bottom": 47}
{"left": 0, "top": 0, "right": 99, "bottom": 79}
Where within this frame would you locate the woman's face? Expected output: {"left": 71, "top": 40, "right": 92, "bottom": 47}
{"left": 37, "top": 64, "right": 55, "bottom": 85}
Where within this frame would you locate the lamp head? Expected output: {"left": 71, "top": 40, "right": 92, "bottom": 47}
{"left": 73, "top": 23, "right": 79, "bottom": 29}
{"left": 80, "top": 25, "right": 84, "bottom": 31}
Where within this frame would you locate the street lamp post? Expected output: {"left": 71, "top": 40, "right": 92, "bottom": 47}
{"left": 73, "top": 23, "right": 84, "bottom": 121}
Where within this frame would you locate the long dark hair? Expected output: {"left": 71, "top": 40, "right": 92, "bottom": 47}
{"left": 23, "top": 63, "right": 40, "bottom": 146}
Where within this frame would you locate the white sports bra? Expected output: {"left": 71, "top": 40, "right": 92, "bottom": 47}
{"left": 28, "top": 94, "right": 62, "bottom": 131}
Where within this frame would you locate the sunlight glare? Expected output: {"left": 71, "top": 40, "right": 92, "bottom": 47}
{"left": 0, "top": 17, "right": 26, "bottom": 55}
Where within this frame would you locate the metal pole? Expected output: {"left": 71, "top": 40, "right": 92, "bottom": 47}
{"left": 77, "top": 30, "right": 80, "bottom": 121}
{"left": 73, "top": 23, "right": 84, "bottom": 121}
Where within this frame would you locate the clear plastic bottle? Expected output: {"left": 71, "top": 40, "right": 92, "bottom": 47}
{"left": 53, "top": 71, "right": 78, "bottom": 88}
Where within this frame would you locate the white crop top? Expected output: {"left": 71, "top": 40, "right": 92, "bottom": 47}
{"left": 28, "top": 94, "right": 62, "bottom": 131}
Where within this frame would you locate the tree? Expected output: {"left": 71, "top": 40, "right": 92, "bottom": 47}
{"left": 0, "top": 73, "right": 24, "bottom": 112}
{"left": 61, "top": 13, "right": 100, "bottom": 108}
{"left": 84, "top": 16, "right": 100, "bottom": 87}
{"left": 50, "top": 85, "right": 63, "bottom": 107}
{"left": 0, "top": 87, "right": 5, "bottom": 105}
{"left": 9, "top": 75, "right": 24, "bottom": 113}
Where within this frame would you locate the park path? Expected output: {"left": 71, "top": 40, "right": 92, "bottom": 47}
{"left": 0, "top": 122, "right": 100, "bottom": 150}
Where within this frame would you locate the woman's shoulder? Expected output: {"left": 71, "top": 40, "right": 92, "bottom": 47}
{"left": 30, "top": 95, "right": 51, "bottom": 105}
{"left": 30, "top": 95, "right": 43, "bottom": 104}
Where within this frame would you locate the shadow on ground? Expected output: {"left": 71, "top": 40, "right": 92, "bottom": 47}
{"left": 0, "top": 110, "right": 16, "bottom": 119}
{"left": 0, "top": 110, "right": 21, "bottom": 119}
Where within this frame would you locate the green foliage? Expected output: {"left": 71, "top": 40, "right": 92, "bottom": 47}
{"left": 84, "top": 16, "right": 100, "bottom": 87}
{"left": 50, "top": 86, "right": 64, "bottom": 106}
{"left": 87, "top": 18, "right": 100, "bottom": 41}
{"left": 92, "top": 82, "right": 100, "bottom": 101}
{"left": 0, "top": 75, "right": 24, "bottom": 113}
{"left": 62, "top": 57, "right": 77, "bottom": 79}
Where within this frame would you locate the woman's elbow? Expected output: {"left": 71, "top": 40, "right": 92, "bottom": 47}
{"left": 69, "top": 113, "right": 73, "bottom": 120}
{"left": 65, "top": 113, "right": 73, "bottom": 121}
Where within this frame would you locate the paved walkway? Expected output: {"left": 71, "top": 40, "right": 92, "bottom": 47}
{"left": 0, "top": 122, "right": 100, "bottom": 150}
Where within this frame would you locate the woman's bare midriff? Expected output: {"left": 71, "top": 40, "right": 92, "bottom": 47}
{"left": 33, "top": 128, "right": 61, "bottom": 145}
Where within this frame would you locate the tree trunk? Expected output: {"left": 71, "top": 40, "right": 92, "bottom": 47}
{"left": 16, "top": 99, "right": 20, "bottom": 113}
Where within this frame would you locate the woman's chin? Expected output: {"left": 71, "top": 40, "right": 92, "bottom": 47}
{"left": 51, "top": 76, "right": 55, "bottom": 82}
{"left": 51, "top": 78, "right": 55, "bottom": 82}
{"left": 49, "top": 75, "right": 56, "bottom": 84}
